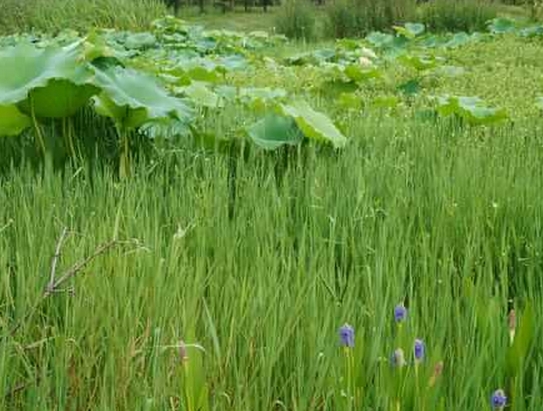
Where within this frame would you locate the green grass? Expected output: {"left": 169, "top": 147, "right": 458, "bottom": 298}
{"left": 2, "top": 103, "right": 543, "bottom": 411}
{"left": 2, "top": 7, "right": 543, "bottom": 411}
{"left": 0, "top": 0, "right": 167, "bottom": 35}
{"left": 181, "top": 7, "right": 282, "bottom": 32}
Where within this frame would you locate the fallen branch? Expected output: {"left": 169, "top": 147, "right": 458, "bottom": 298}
{"left": 6, "top": 230, "right": 126, "bottom": 337}
{"left": 46, "top": 227, "right": 69, "bottom": 293}
{"left": 44, "top": 239, "right": 119, "bottom": 297}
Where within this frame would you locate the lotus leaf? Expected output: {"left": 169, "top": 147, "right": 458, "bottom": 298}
{"left": 394, "top": 23, "right": 425, "bottom": 39}
{"left": 0, "top": 105, "right": 31, "bottom": 136}
{"left": 140, "top": 118, "right": 191, "bottom": 140}
{"left": 247, "top": 114, "right": 303, "bottom": 150}
{"left": 92, "top": 66, "right": 193, "bottom": 129}
{"left": 0, "top": 42, "right": 97, "bottom": 118}
{"left": 437, "top": 95, "right": 508, "bottom": 125}
{"left": 520, "top": 25, "right": 543, "bottom": 38}
{"left": 444, "top": 32, "right": 472, "bottom": 48}
{"left": 487, "top": 18, "right": 516, "bottom": 34}
{"left": 19, "top": 80, "right": 99, "bottom": 118}
{"left": 279, "top": 101, "right": 347, "bottom": 148}
{"left": 181, "top": 82, "right": 220, "bottom": 108}
{"left": 398, "top": 79, "right": 420, "bottom": 96}
{"left": 536, "top": 97, "right": 543, "bottom": 110}
{"left": 124, "top": 32, "right": 157, "bottom": 50}
{"left": 344, "top": 64, "right": 381, "bottom": 82}
{"left": 398, "top": 54, "right": 438, "bottom": 71}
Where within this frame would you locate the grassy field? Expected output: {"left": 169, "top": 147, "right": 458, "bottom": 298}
{"left": 1, "top": 4, "right": 543, "bottom": 411}
{"left": 2, "top": 113, "right": 543, "bottom": 410}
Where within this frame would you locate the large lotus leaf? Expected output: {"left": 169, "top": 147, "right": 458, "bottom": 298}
{"left": 366, "top": 32, "right": 395, "bottom": 48}
{"left": 398, "top": 54, "right": 438, "bottom": 71}
{"left": 247, "top": 114, "right": 304, "bottom": 150}
{"left": 279, "top": 101, "right": 347, "bottom": 148}
{"left": 0, "top": 105, "right": 31, "bottom": 136}
{"left": 437, "top": 95, "right": 507, "bottom": 125}
{"left": 397, "top": 79, "right": 420, "bottom": 96}
{"left": 93, "top": 93, "right": 148, "bottom": 129}
{"left": 92, "top": 67, "right": 193, "bottom": 128}
{"left": 394, "top": 23, "right": 425, "bottom": 39}
{"left": 487, "top": 18, "right": 516, "bottom": 34}
{"left": 344, "top": 64, "right": 381, "bottom": 82}
{"left": 180, "top": 82, "right": 219, "bottom": 108}
{"left": 366, "top": 32, "right": 408, "bottom": 50}
{"left": 18, "top": 80, "right": 99, "bottom": 118}
{"left": 140, "top": 118, "right": 191, "bottom": 140}
{"left": 519, "top": 25, "right": 543, "bottom": 38}
{"left": 444, "top": 32, "right": 472, "bottom": 48}
{"left": 0, "top": 42, "right": 94, "bottom": 112}
{"left": 123, "top": 32, "right": 157, "bottom": 50}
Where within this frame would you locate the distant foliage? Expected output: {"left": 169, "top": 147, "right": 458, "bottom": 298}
{"left": 0, "top": 0, "right": 167, "bottom": 34}
{"left": 325, "top": 0, "right": 417, "bottom": 38}
{"left": 420, "top": 0, "right": 498, "bottom": 32}
{"left": 275, "top": 0, "right": 316, "bottom": 40}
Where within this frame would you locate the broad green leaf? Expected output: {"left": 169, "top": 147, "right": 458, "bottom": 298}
{"left": 0, "top": 105, "right": 31, "bottom": 136}
{"left": 124, "top": 32, "right": 157, "bottom": 50}
{"left": 444, "top": 32, "right": 472, "bottom": 48}
{"left": 487, "top": 17, "right": 516, "bottom": 34}
{"left": 519, "top": 25, "right": 543, "bottom": 38}
{"left": 536, "top": 97, "right": 543, "bottom": 110}
{"left": 437, "top": 95, "right": 507, "bottom": 125}
{"left": 247, "top": 114, "right": 303, "bottom": 150}
{"left": 398, "top": 54, "right": 438, "bottom": 71}
{"left": 0, "top": 41, "right": 96, "bottom": 118}
{"left": 93, "top": 93, "right": 148, "bottom": 129}
{"left": 397, "top": 79, "right": 420, "bottom": 96}
{"left": 320, "top": 80, "right": 358, "bottom": 97}
{"left": 187, "top": 66, "right": 221, "bottom": 83}
{"left": 181, "top": 82, "right": 219, "bottom": 108}
{"left": 366, "top": 32, "right": 395, "bottom": 48}
{"left": 344, "top": 64, "right": 381, "bottom": 82}
{"left": 140, "top": 118, "right": 191, "bottom": 140}
{"left": 393, "top": 22, "right": 425, "bottom": 39}
{"left": 18, "top": 80, "right": 98, "bottom": 118}
{"left": 279, "top": 101, "right": 347, "bottom": 148}
{"left": 92, "top": 66, "right": 193, "bottom": 129}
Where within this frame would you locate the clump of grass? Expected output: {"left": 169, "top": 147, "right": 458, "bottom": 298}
{"left": 419, "top": 0, "right": 499, "bottom": 32}
{"left": 274, "top": 0, "right": 316, "bottom": 40}
{"left": 325, "top": 0, "right": 417, "bottom": 38}
{"left": 0, "top": 0, "right": 167, "bottom": 34}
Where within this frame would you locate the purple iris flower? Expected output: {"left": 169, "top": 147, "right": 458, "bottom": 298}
{"left": 394, "top": 303, "right": 407, "bottom": 322}
{"left": 414, "top": 339, "right": 425, "bottom": 361}
{"left": 339, "top": 323, "right": 355, "bottom": 348}
{"left": 491, "top": 389, "right": 507, "bottom": 410}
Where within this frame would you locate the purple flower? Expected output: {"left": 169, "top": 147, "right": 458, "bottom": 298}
{"left": 390, "top": 348, "right": 406, "bottom": 367}
{"left": 491, "top": 389, "right": 507, "bottom": 410}
{"left": 339, "top": 323, "right": 355, "bottom": 348}
{"left": 414, "top": 339, "right": 425, "bottom": 361}
{"left": 394, "top": 303, "right": 407, "bottom": 322}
